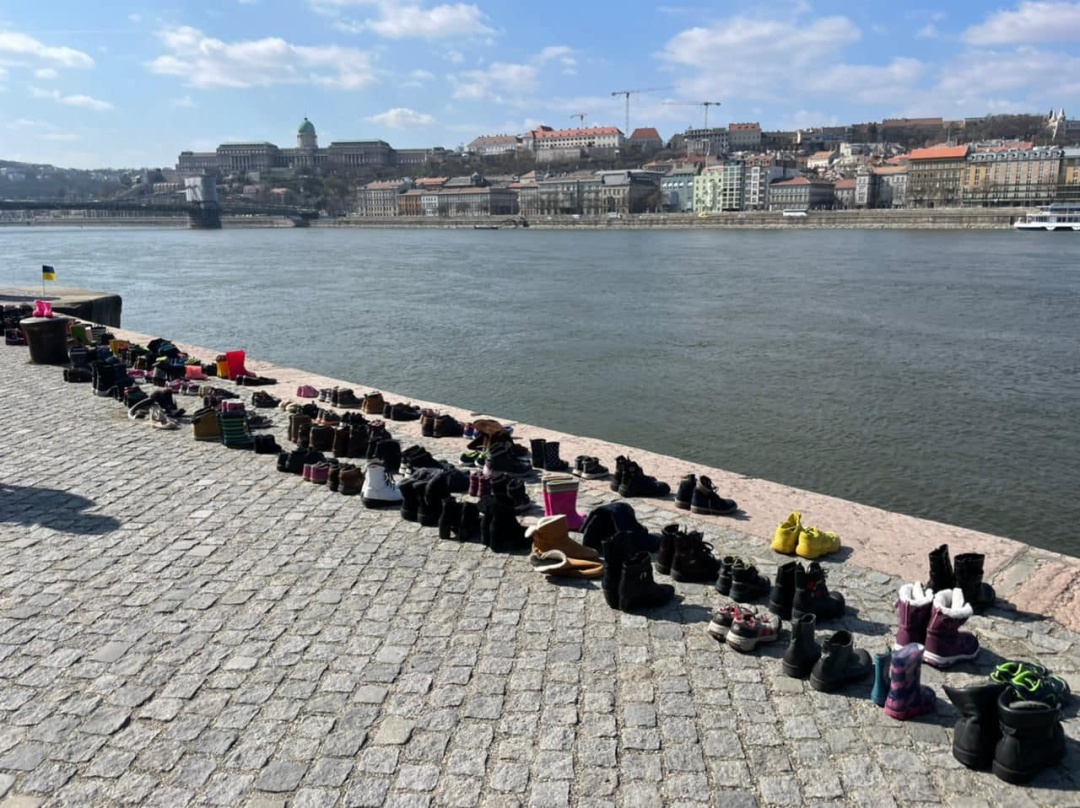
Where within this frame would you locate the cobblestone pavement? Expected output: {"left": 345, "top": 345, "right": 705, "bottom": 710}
{"left": 1, "top": 346, "right": 1078, "bottom": 808}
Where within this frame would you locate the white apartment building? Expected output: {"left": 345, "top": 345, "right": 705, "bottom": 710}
{"left": 693, "top": 162, "right": 745, "bottom": 212}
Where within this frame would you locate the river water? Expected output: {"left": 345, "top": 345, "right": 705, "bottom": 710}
{"left": 3, "top": 226, "right": 1078, "bottom": 557}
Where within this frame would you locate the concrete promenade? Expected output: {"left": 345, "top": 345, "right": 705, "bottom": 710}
{"left": 0, "top": 328, "right": 1078, "bottom": 807}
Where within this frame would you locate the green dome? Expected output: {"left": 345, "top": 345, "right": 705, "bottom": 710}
{"left": 298, "top": 118, "right": 316, "bottom": 135}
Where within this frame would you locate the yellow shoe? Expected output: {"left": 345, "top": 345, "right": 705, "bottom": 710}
{"left": 796, "top": 526, "right": 842, "bottom": 559}
{"left": 772, "top": 512, "right": 802, "bottom": 555}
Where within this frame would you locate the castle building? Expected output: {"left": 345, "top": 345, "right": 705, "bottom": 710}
{"left": 177, "top": 118, "right": 396, "bottom": 175}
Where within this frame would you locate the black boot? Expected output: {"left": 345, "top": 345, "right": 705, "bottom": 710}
{"left": 669, "top": 530, "right": 720, "bottom": 583}
{"left": 530, "top": 438, "right": 547, "bottom": 470}
{"left": 716, "top": 555, "right": 736, "bottom": 596}
{"left": 809, "top": 631, "right": 872, "bottom": 692}
{"left": 610, "top": 456, "right": 628, "bottom": 492}
{"left": 992, "top": 687, "right": 1066, "bottom": 784}
{"left": 478, "top": 496, "right": 495, "bottom": 548}
{"left": 782, "top": 613, "right": 822, "bottom": 679}
{"left": 439, "top": 497, "right": 463, "bottom": 541}
{"left": 619, "top": 552, "right": 676, "bottom": 612}
{"left": 729, "top": 560, "right": 771, "bottom": 603}
{"left": 953, "top": 553, "right": 995, "bottom": 613}
{"left": 674, "top": 473, "right": 695, "bottom": 511}
{"left": 655, "top": 525, "right": 681, "bottom": 576}
{"left": 543, "top": 441, "right": 570, "bottom": 473}
{"left": 943, "top": 681, "right": 1008, "bottom": 770}
{"left": 768, "top": 561, "right": 798, "bottom": 620}
{"left": 601, "top": 532, "right": 631, "bottom": 609}
{"left": 792, "top": 562, "right": 845, "bottom": 622}
{"left": 419, "top": 472, "right": 450, "bottom": 528}
{"left": 399, "top": 475, "right": 423, "bottom": 522}
{"left": 927, "top": 543, "right": 955, "bottom": 594}
{"left": 459, "top": 502, "right": 481, "bottom": 541}
{"left": 488, "top": 497, "right": 526, "bottom": 553}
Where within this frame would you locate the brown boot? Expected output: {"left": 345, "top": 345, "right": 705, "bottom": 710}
{"left": 340, "top": 466, "right": 364, "bottom": 495}
{"left": 525, "top": 514, "right": 600, "bottom": 561}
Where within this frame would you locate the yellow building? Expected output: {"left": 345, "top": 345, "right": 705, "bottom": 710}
{"left": 963, "top": 147, "right": 1062, "bottom": 207}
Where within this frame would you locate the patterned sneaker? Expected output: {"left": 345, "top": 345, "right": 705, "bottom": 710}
{"left": 726, "top": 609, "right": 781, "bottom": 653}
{"left": 707, "top": 603, "right": 744, "bottom": 641}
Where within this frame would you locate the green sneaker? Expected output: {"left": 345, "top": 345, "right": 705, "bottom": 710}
{"left": 1009, "top": 670, "right": 1071, "bottom": 708}
{"left": 989, "top": 661, "right": 1049, "bottom": 685}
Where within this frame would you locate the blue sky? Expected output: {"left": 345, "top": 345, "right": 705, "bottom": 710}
{"left": 3, "top": 0, "right": 1080, "bottom": 169}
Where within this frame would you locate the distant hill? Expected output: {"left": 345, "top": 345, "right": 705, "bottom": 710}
{"left": 0, "top": 160, "right": 129, "bottom": 200}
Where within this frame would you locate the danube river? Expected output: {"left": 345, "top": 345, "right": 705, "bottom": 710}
{"left": 3, "top": 226, "right": 1078, "bottom": 558}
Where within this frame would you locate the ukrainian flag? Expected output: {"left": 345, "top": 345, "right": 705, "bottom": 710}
{"left": 42, "top": 265, "right": 56, "bottom": 281}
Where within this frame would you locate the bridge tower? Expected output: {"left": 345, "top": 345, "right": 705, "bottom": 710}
{"left": 184, "top": 175, "right": 222, "bottom": 230}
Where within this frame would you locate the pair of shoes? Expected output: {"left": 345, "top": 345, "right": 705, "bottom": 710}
{"left": 296, "top": 384, "right": 319, "bottom": 398}
{"left": 654, "top": 524, "right": 721, "bottom": 583}
{"left": 601, "top": 532, "right": 674, "bottom": 611}
{"left": 870, "top": 643, "right": 937, "bottom": 720}
{"left": 528, "top": 515, "right": 603, "bottom": 578}
{"left": 611, "top": 456, "right": 670, "bottom": 498}
{"left": 422, "top": 411, "right": 465, "bottom": 438}
{"left": 436, "top": 496, "right": 481, "bottom": 541}
{"left": 945, "top": 681, "right": 1065, "bottom": 783}
{"left": 990, "top": 662, "right": 1071, "bottom": 708}
{"left": 150, "top": 403, "right": 181, "bottom": 431}
{"left": 772, "top": 512, "right": 841, "bottom": 559}
{"left": 895, "top": 583, "right": 979, "bottom": 668}
{"left": 328, "top": 463, "right": 364, "bottom": 495}
{"left": 715, "top": 555, "right": 771, "bottom": 602}
{"left": 768, "top": 560, "right": 845, "bottom": 622}
{"left": 572, "top": 455, "right": 608, "bottom": 479}
{"left": 925, "top": 544, "right": 996, "bottom": 612}
{"left": 708, "top": 603, "right": 780, "bottom": 652}
{"left": 235, "top": 374, "right": 276, "bottom": 386}
{"left": 251, "top": 390, "right": 280, "bottom": 408}
{"left": 674, "top": 473, "right": 738, "bottom": 515}
{"left": 529, "top": 438, "right": 570, "bottom": 472}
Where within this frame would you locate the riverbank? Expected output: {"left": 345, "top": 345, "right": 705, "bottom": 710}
{"left": 80, "top": 320, "right": 1080, "bottom": 633}
{"left": 1, "top": 322, "right": 1078, "bottom": 806}
{"left": 0, "top": 206, "right": 1029, "bottom": 230}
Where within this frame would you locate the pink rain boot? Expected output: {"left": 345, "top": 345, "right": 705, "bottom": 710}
{"left": 33, "top": 300, "right": 53, "bottom": 318}
{"left": 543, "top": 473, "right": 586, "bottom": 531}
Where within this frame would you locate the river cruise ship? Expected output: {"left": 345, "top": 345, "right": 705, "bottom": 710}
{"left": 1014, "top": 203, "right": 1080, "bottom": 231}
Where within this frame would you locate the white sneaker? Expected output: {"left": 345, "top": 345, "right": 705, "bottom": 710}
{"left": 362, "top": 461, "right": 403, "bottom": 508}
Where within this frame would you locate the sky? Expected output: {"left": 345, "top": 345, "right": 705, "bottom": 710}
{"left": 3, "top": 0, "right": 1080, "bottom": 169}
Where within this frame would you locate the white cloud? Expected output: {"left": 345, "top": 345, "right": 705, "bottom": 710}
{"left": 170, "top": 95, "right": 196, "bottom": 108}
{"left": 42, "top": 132, "right": 80, "bottom": 141}
{"left": 932, "top": 46, "right": 1080, "bottom": 109}
{"left": 30, "top": 86, "right": 113, "bottom": 110}
{"left": 964, "top": 2, "right": 1080, "bottom": 45}
{"left": 445, "top": 50, "right": 464, "bottom": 63}
{"left": 367, "top": 107, "right": 435, "bottom": 127}
{"left": 450, "top": 61, "right": 537, "bottom": 101}
{"left": 805, "top": 58, "right": 925, "bottom": 104}
{"left": 34, "top": 68, "right": 59, "bottom": 79}
{"left": 148, "top": 26, "right": 376, "bottom": 89}
{"left": 318, "top": 0, "right": 493, "bottom": 39}
{"left": 917, "top": 24, "right": 940, "bottom": 39}
{"left": 449, "top": 45, "right": 582, "bottom": 102}
{"left": 0, "top": 30, "right": 94, "bottom": 68}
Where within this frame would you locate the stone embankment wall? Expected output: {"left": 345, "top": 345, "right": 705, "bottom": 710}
{"left": 320, "top": 208, "right": 1026, "bottom": 230}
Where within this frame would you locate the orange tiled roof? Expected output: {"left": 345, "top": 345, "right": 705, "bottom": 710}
{"left": 415, "top": 177, "right": 447, "bottom": 187}
{"left": 907, "top": 145, "right": 969, "bottom": 160}
{"left": 833, "top": 178, "right": 857, "bottom": 189}
{"left": 873, "top": 166, "right": 908, "bottom": 175}
{"left": 629, "top": 127, "right": 662, "bottom": 141}
{"left": 729, "top": 122, "right": 761, "bottom": 131}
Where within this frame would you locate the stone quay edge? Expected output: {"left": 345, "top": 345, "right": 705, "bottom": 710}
{"left": 103, "top": 322, "right": 1080, "bottom": 635}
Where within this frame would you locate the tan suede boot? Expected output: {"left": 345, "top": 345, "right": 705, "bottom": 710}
{"left": 530, "top": 549, "right": 604, "bottom": 579}
{"left": 526, "top": 514, "right": 601, "bottom": 561}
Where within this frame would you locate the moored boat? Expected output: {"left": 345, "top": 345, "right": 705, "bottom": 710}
{"left": 1014, "top": 203, "right": 1080, "bottom": 231}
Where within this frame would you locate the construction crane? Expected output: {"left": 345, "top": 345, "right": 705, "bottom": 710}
{"left": 664, "top": 100, "right": 723, "bottom": 129}
{"left": 569, "top": 113, "right": 587, "bottom": 126}
{"left": 610, "top": 87, "right": 672, "bottom": 135}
